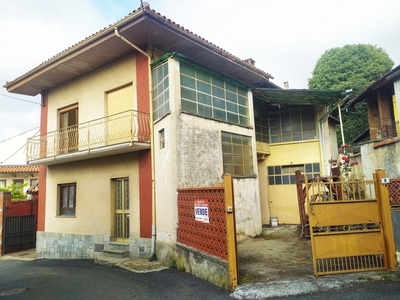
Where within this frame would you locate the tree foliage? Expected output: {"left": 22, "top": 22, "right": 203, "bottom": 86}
{"left": 308, "top": 44, "right": 394, "bottom": 146}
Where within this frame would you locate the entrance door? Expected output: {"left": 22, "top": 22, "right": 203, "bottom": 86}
{"left": 114, "top": 178, "right": 130, "bottom": 242}
{"left": 59, "top": 105, "right": 78, "bottom": 153}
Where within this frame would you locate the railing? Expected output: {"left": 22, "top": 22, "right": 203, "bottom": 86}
{"left": 26, "top": 110, "right": 151, "bottom": 162}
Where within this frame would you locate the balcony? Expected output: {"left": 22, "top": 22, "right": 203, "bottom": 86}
{"left": 26, "top": 110, "right": 151, "bottom": 165}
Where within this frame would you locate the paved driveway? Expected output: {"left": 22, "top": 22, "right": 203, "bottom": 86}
{"left": 0, "top": 259, "right": 232, "bottom": 299}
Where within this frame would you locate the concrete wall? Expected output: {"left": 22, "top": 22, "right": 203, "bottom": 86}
{"left": 360, "top": 141, "right": 400, "bottom": 180}
{"left": 156, "top": 241, "right": 229, "bottom": 289}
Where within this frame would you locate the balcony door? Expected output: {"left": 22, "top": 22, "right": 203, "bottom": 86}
{"left": 59, "top": 105, "right": 78, "bottom": 154}
{"left": 106, "top": 85, "right": 133, "bottom": 144}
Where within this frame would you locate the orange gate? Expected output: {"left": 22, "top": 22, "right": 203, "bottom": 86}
{"left": 302, "top": 170, "right": 396, "bottom": 276}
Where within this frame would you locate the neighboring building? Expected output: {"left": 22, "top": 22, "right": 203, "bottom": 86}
{"left": 4, "top": 5, "right": 341, "bottom": 261}
{"left": 347, "top": 64, "right": 400, "bottom": 179}
{"left": 0, "top": 165, "right": 39, "bottom": 197}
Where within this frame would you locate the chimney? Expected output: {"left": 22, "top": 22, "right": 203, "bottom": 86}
{"left": 284, "top": 81, "right": 289, "bottom": 89}
{"left": 244, "top": 58, "right": 255, "bottom": 67}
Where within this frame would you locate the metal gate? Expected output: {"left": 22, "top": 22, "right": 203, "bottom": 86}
{"left": 2, "top": 198, "right": 38, "bottom": 254}
{"left": 303, "top": 170, "right": 395, "bottom": 276}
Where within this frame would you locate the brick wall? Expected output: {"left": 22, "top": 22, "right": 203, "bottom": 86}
{"left": 136, "top": 51, "right": 152, "bottom": 238}
{"left": 38, "top": 91, "right": 48, "bottom": 231}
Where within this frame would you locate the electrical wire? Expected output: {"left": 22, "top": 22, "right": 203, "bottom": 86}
{"left": 0, "top": 128, "right": 40, "bottom": 164}
{"left": 0, "top": 126, "right": 40, "bottom": 144}
{"left": 0, "top": 93, "right": 41, "bottom": 105}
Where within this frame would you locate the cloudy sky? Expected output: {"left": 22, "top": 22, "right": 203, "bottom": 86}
{"left": 1, "top": 0, "right": 400, "bottom": 164}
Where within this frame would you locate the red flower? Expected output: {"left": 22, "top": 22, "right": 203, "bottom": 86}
{"left": 354, "top": 161, "right": 358, "bottom": 165}
{"left": 342, "top": 156, "right": 349, "bottom": 162}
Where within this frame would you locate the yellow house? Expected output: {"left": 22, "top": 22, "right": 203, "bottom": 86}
{"left": 0, "top": 165, "right": 39, "bottom": 198}
{"left": 4, "top": 5, "right": 341, "bottom": 265}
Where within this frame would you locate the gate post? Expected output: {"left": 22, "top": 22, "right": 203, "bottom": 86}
{"left": 0, "top": 192, "right": 11, "bottom": 256}
{"left": 224, "top": 174, "right": 238, "bottom": 290}
{"left": 374, "top": 169, "right": 397, "bottom": 270}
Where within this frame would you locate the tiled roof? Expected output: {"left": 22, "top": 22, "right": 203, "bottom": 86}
{"left": 6, "top": 6, "right": 273, "bottom": 88}
{"left": 0, "top": 165, "right": 40, "bottom": 174}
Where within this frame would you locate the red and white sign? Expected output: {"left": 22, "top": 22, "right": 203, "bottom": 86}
{"left": 194, "top": 199, "right": 209, "bottom": 223}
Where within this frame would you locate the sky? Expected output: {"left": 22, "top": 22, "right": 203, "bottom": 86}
{"left": 1, "top": 0, "right": 400, "bottom": 164}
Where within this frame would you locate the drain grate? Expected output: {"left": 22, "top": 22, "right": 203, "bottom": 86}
{"left": 0, "top": 288, "right": 26, "bottom": 296}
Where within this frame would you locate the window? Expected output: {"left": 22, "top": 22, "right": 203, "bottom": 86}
{"left": 222, "top": 132, "right": 254, "bottom": 176}
{"left": 59, "top": 183, "right": 76, "bottom": 216}
{"left": 152, "top": 62, "right": 170, "bottom": 121}
{"left": 268, "top": 163, "right": 320, "bottom": 185}
{"left": 30, "top": 178, "right": 38, "bottom": 187}
{"left": 253, "top": 101, "right": 316, "bottom": 144}
{"left": 0, "top": 180, "right": 6, "bottom": 188}
{"left": 180, "top": 61, "right": 250, "bottom": 126}
{"left": 159, "top": 129, "right": 165, "bottom": 149}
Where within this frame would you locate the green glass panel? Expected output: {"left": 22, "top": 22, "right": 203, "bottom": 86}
{"left": 238, "top": 96, "right": 248, "bottom": 106}
{"left": 197, "top": 68, "right": 210, "bottom": 83}
{"left": 180, "top": 75, "right": 196, "bottom": 88}
{"left": 221, "top": 132, "right": 231, "bottom": 142}
{"left": 243, "top": 156, "right": 253, "bottom": 165}
{"left": 213, "top": 97, "right": 225, "bottom": 109}
{"left": 198, "top": 92, "right": 212, "bottom": 105}
{"left": 212, "top": 86, "right": 225, "bottom": 98}
{"left": 227, "top": 112, "right": 238, "bottom": 124}
{"left": 233, "top": 144, "right": 242, "bottom": 154}
{"left": 231, "top": 134, "right": 242, "bottom": 145}
{"left": 226, "top": 101, "right": 238, "bottom": 113}
{"left": 212, "top": 76, "right": 224, "bottom": 88}
{"left": 198, "top": 104, "right": 212, "bottom": 118}
{"left": 222, "top": 142, "right": 232, "bottom": 153}
{"left": 238, "top": 87, "right": 247, "bottom": 96}
{"left": 224, "top": 165, "right": 233, "bottom": 174}
{"left": 198, "top": 81, "right": 211, "bottom": 94}
{"left": 225, "top": 81, "right": 236, "bottom": 93}
{"left": 234, "top": 165, "right": 243, "bottom": 175}
{"left": 223, "top": 154, "right": 233, "bottom": 164}
{"left": 244, "top": 166, "right": 254, "bottom": 176}
{"left": 181, "top": 87, "right": 196, "bottom": 101}
{"left": 180, "top": 62, "right": 195, "bottom": 76}
{"left": 213, "top": 108, "right": 226, "bottom": 121}
{"left": 243, "top": 145, "right": 252, "bottom": 155}
{"left": 226, "top": 91, "right": 237, "bottom": 103}
{"left": 181, "top": 99, "right": 197, "bottom": 113}
{"left": 239, "top": 116, "right": 249, "bottom": 126}
{"left": 239, "top": 106, "right": 248, "bottom": 116}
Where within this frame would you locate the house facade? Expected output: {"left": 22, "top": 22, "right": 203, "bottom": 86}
{"left": 4, "top": 6, "right": 340, "bottom": 261}
{"left": 0, "top": 165, "right": 39, "bottom": 199}
{"left": 347, "top": 64, "right": 400, "bottom": 179}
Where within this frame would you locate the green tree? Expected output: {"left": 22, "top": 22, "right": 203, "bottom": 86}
{"left": 308, "top": 44, "right": 394, "bottom": 146}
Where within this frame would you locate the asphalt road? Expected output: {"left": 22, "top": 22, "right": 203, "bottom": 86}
{"left": 0, "top": 259, "right": 231, "bottom": 299}
{"left": 1, "top": 259, "right": 399, "bottom": 299}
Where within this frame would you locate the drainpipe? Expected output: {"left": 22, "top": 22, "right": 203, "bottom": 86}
{"left": 115, "top": 27, "right": 157, "bottom": 259}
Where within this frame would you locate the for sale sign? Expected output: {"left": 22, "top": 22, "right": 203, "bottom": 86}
{"left": 194, "top": 199, "right": 209, "bottom": 223}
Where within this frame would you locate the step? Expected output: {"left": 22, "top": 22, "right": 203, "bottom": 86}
{"left": 102, "top": 249, "right": 129, "bottom": 258}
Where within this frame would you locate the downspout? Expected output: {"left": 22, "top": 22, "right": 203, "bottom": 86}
{"left": 115, "top": 27, "right": 157, "bottom": 259}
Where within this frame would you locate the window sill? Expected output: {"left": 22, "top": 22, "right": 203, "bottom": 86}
{"left": 56, "top": 215, "right": 76, "bottom": 218}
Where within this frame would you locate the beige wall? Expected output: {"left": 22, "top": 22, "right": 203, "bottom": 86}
{"left": 47, "top": 53, "right": 137, "bottom": 132}
{"left": 45, "top": 153, "right": 139, "bottom": 236}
